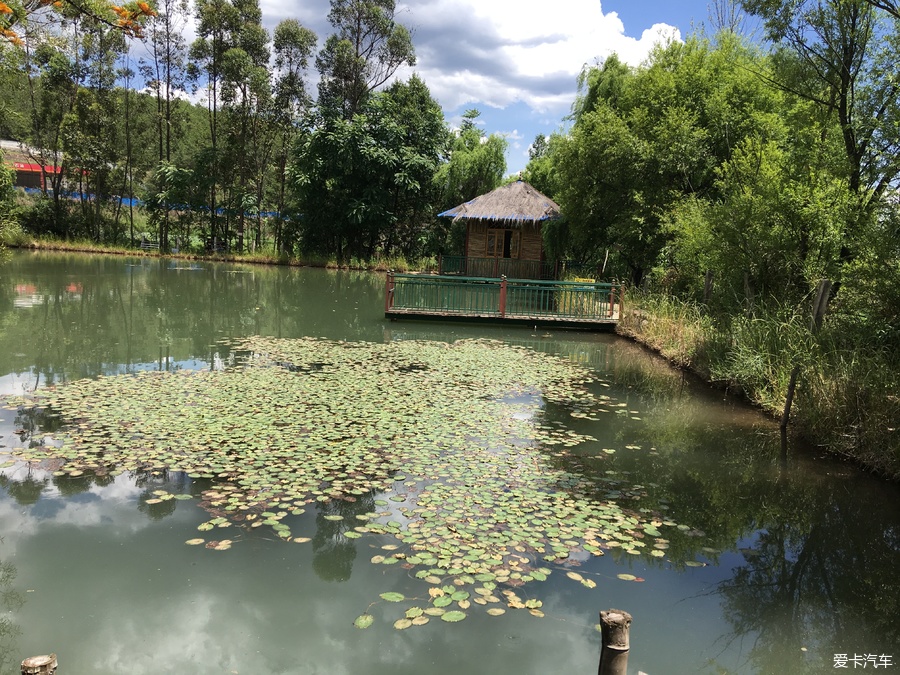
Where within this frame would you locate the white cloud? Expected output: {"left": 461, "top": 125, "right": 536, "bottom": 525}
{"left": 251, "top": 0, "right": 680, "bottom": 118}
{"left": 396, "top": 0, "right": 680, "bottom": 114}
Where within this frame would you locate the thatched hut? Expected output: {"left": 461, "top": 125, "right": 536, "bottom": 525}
{"left": 438, "top": 180, "right": 560, "bottom": 278}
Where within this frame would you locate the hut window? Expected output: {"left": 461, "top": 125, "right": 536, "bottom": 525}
{"left": 486, "top": 228, "right": 520, "bottom": 259}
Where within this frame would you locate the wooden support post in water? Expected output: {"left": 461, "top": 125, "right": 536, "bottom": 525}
{"left": 499, "top": 276, "right": 508, "bottom": 318}
{"left": 21, "top": 654, "right": 57, "bottom": 675}
{"left": 384, "top": 272, "right": 394, "bottom": 313}
{"left": 598, "top": 609, "right": 632, "bottom": 675}
{"left": 780, "top": 366, "right": 800, "bottom": 432}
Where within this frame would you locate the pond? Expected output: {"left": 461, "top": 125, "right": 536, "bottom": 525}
{"left": 0, "top": 251, "right": 898, "bottom": 675}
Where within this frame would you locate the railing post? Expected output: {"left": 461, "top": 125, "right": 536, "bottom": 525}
{"left": 385, "top": 272, "right": 394, "bottom": 312}
{"left": 610, "top": 284, "right": 619, "bottom": 319}
{"left": 499, "top": 276, "right": 507, "bottom": 318}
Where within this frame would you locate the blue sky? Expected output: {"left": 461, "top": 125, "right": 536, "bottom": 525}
{"left": 431, "top": 0, "right": 722, "bottom": 175}
{"left": 255, "top": 0, "right": 735, "bottom": 173}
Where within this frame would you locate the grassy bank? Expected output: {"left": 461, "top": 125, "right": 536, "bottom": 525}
{"left": 2, "top": 232, "right": 433, "bottom": 273}
{"left": 618, "top": 290, "right": 900, "bottom": 478}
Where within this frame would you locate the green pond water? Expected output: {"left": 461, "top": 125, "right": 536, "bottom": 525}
{"left": 0, "top": 251, "right": 898, "bottom": 675}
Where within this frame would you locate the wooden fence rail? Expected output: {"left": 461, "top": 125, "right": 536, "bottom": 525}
{"left": 385, "top": 274, "right": 622, "bottom": 327}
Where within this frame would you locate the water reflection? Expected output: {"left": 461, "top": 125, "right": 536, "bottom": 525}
{"left": 312, "top": 494, "right": 375, "bottom": 583}
{"left": 0, "top": 252, "right": 387, "bottom": 390}
{"left": 0, "top": 470, "right": 46, "bottom": 506}
{"left": 1, "top": 252, "right": 899, "bottom": 674}
{"left": 718, "top": 475, "right": 900, "bottom": 673}
{"left": 0, "top": 554, "right": 23, "bottom": 675}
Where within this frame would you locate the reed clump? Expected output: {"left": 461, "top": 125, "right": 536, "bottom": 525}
{"left": 620, "top": 290, "right": 900, "bottom": 478}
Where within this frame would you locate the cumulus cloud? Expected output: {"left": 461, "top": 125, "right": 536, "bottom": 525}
{"left": 255, "top": 0, "right": 679, "bottom": 118}
{"left": 396, "top": 0, "right": 680, "bottom": 113}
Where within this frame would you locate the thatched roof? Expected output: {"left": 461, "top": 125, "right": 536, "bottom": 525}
{"left": 438, "top": 180, "right": 560, "bottom": 224}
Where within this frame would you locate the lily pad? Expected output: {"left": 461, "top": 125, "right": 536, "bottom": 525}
{"left": 440, "top": 611, "right": 467, "bottom": 623}
{"left": 354, "top": 614, "right": 374, "bottom": 629}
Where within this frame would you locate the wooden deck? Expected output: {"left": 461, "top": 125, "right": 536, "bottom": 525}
{"left": 385, "top": 274, "right": 622, "bottom": 329}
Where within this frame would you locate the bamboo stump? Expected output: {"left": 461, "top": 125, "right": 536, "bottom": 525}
{"left": 598, "top": 609, "right": 631, "bottom": 675}
{"left": 21, "top": 654, "right": 57, "bottom": 675}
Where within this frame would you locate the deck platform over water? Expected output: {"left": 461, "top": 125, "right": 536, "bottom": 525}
{"left": 385, "top": 273, "right": 622, "bottom": 329}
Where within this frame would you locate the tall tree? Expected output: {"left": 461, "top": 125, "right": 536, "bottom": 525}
{"left": 271, "top": 18, "right": 316, "bottom": 254}
{"left": 58, "top": 15, "right": 127, "bottom": 240}
{"left": 189, "top": 0, "right": 240, "bottom": 246}
{"left": 315, "top": 0, "right": 415, "bottom": 119}
{"left": 219, "top": 0, "right": 271, "bottom": 252}
{"left": 141, "top": 0, "right": 189, "bottom": 166}
{"left": 290, "top": 75, "right": 449, "bottom": 260}
{"left": 139, "top": 0, "right": 190, "bottom": 249}
{"left": 23, "top": 24, "right": 82, "bottom": 237}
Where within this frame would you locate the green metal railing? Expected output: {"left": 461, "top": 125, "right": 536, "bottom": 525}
{"left": 385, "top": 274, "right": 623, "bottom": 323}
{"left": 438, "top": 256, "right": 601, "bottom": 280}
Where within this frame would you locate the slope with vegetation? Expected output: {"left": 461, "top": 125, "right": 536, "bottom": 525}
{"left": 522, "top": 3, "right": 900, "bottom": 476}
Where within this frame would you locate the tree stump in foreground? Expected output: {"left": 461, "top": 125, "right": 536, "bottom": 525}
{"left": 598, "top": 609, "right": 632, "bottom": 675}
{"left": 21, "top": 654, "right": 57, "bottom": 675}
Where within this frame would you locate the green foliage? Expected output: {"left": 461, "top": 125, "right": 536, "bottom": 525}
{"left": 546, "top": 35, "right": 785, "bottom": 283}
{"left": 435, "top": 109, "right": 507, "bottom": 209}
{"left": 290, "top": 75, "right": 449, "bottom": 260}
{"left": 432, "top": 109, "right": 507, "bottom": 253}
{"left": 522, "top": 132, "right": 562, "bottom": 201}
{"left": 316, "top": 0, "right": 415, "bottom": 119}
{"left": 0, "top": 152, "right": 15, "bottom": 247}
{"left": 663, "top": 130, "right": 852, "bottom": 307}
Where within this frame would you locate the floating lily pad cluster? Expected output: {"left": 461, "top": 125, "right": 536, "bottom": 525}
{"left": 2, "top": 337, "right": 689, "bottom": 628}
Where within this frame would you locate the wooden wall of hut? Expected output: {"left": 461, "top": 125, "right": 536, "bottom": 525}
{"left": 520, "top": 223, "right": 542, "bottom": 261}
{"left": 466, "top": 222, "right": 543, "bottom": 261}
{"left": 467, "top": 222, "right": 488, "bottom": 258}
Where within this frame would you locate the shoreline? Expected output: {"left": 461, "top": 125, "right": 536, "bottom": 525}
{"left": 7, "top": 240, "right": 897, "bottom": 481}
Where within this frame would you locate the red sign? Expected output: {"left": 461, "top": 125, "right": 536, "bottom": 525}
{"left": 12, "top": 162, "right": 61, "bottom": 174}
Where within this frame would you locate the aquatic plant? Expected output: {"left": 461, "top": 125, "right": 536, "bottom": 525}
{"left": 3, "top": 337, "right": 692, "bottom": 628}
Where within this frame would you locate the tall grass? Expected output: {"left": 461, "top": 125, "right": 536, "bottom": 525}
{"left": 621, "top": 290, "right": 900, "bottom": 478}
{"left": 617, "top": 291, "right": 721, "bottom": 372}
